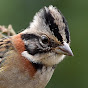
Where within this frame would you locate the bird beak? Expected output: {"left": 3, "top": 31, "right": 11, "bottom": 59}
{"left": 55, "top": 42, "right": 74, "bottom": 56}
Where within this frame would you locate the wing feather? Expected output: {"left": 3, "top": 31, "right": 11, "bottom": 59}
{"left": 0, "top": 38, "right": 14, "bottom": 67}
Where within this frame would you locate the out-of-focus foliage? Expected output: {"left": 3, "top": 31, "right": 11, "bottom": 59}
{"left": 0, "top": 0, "right": 88, "bottom": 88}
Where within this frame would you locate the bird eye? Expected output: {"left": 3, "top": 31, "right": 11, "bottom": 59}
{"left": 41, "top": 35, "right": 49, "bottom": 44}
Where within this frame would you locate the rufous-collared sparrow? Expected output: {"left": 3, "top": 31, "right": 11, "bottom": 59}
{"left": 0, "top": 5, "right": 73, "bottom": 88}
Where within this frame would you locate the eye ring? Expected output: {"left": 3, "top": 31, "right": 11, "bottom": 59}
{"left": 41, "top": 35, "right": 49, "bottom": 44}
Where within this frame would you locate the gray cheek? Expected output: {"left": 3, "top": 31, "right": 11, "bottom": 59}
{"left": 28, "top": 43, "right": 37, "bottom": 50}
{"left": 25, "top": 43, "right": 38, "bottom": 55}
{"left": 24, "top": 39, "right": 51, "bottom": 55}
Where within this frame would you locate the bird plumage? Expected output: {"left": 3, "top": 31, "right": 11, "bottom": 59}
{"left": 0, "top": 5, "right": 73, "bottom": 88}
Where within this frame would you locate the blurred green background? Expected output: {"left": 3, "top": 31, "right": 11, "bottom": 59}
{"left": 0, "top": 0, "right": 88, "bottom": 88}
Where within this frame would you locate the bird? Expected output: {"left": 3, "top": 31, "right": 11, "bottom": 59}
{"left": 0, "top": 5, "right": 73, "bottom": 88}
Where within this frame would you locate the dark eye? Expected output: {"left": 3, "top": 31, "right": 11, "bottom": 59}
{"left": 41, "top": 35, "right": 49, "bottom": 44}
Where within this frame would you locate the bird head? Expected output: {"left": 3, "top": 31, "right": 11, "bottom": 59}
{"left": 21, "top": 5, "right": 73, "bottom": 66}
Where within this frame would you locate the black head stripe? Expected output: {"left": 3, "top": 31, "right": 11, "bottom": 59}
{"left": 21, "top": 34, "right": 39, "bottom": 40}
{"left": 44, "top": 9, "right": 63, "bottom": 42}
{"left": 58, "top": 9, "right": 70, "bottom": 43}
{"left": 62, "top": 16, "right": 70, "bottom": 43}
